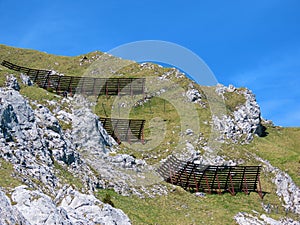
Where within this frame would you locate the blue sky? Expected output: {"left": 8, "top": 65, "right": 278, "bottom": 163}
{"left": 0, "top": 0, "right": 299, "bottom": 126}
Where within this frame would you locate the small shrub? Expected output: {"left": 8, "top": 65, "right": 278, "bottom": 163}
{"left": 102, "top": 193, "right": 115, "bottom": 207}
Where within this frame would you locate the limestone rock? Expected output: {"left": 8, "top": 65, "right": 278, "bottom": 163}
{"left": 57, "top": 186, "right": 131, "bottom": 225}
{"left": 0, "top": 188, "right": 30, "bottom": 225}
{"left": 234, "top": 212, "right": 300, "bottom": 225}
{"left": 186, "top": 89, "right": 202, "bottom": 103}
{"left": 6, "top": 185, "right": 131, "bottom": 225}
{"left": 213, "top": 86, "right": 262, "bottom": 143}
{"left": 256, "top": 156, "right": 300, "bottom": 215}
{"left": 5, "top": 75, "right": 20, "bottom": 91}
{"left": 20, "top": 73, "right": 33, "bottom": 86}
{"left": 0, "top": 88, "right": 99, "bottom": 193}
{"left": 12, "top": 185, "right": 71, "bottom": 225}
{"left": 71, "top": 96, "right": 114, "bottom": 152}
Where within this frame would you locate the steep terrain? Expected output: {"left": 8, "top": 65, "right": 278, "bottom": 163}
{"left": 0, "top": 44, "right": 299, "bottom": 224}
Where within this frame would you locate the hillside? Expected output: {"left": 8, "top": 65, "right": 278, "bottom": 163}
{"left": 0, "top": 44, "right": 299, "bottom": 225}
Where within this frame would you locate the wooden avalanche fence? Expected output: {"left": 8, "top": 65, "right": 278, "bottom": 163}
{"left": 1, "top": 60, "right": 145, "bottom": 96}
{"left": 1, "top": 60, "right": 51, "bottom": 77}
{"left": 100, "top": 117, "right": 145, "bottom": 144}
{"left": 158, "top": 155, "right": 263, "bottom": 198}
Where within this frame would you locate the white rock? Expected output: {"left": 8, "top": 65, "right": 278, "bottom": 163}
{"left": 0, "top": 188, "right": 30, "bottom": 225}
{"left": 58, "top": 187, "right": 131, "bottom": 225}
{"left": 12, "top": 186, "right": 71, "bottom": 225}
{"left": 213, "top": 88, "right": 262, "bottom": 143}
{"left": 186, "top": 89, "right": 202, "bottom": 103}
{"left": 7, "top": 185, "right": 132, "bottom": 225}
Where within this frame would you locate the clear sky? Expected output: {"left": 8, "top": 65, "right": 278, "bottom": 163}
{"left": 0, "top": 0, "right": 299, "bottom": 126}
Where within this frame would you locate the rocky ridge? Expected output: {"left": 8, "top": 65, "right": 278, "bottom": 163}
{"left": 255, "top": 155, "right": 300, "bottom": 215}
{"left": 0, "top": 185, "right": 131, "bottom": 225}
{"left": 213, "top": 84, "right": 263, "bottom": 143}
{"left": 0, "top": 76, "right": 138, "bottom": 224}
{"left": 0, "top": 85, "right": 98, "bottom": 194}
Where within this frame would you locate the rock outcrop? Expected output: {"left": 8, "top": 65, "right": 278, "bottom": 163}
{"left": 0, "top": 185, "right": 131, "bottom": 225}
{"left": 0, "top": 87, "right": 99, "bottom": 193}
{"left": 213, "top": 85, "right": 262, "bottom": 143}
{"left": 255, "top": 156, "right": 300, "bottom": 215}
{"left": 0, "top": 188, "right": 29, "bottom": 225}
{"left": 234, "top": 212, "right": 299, "bottom": 225}
{"left": 186, "top": 89, "right": 202, "bottom": 103}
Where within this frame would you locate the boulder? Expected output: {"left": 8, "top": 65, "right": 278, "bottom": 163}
{"left": 0, "top": 188, "right": 30, "bottom": 225}
{"left": 12, "top": 186, "right": 71, "bottom": 225}
{"left": 58, "top": 186, "right": 131, "bottom": 225}
{"left": 6, "top": 185, "right": 132, "bottom": 225}
{"left": 186, "top": 89, "right": 202, "bottom": 103}
{"left": 213, "top": 86, "right": 262, "bottom": 143}
{"left": 6, "top": 75, "right": 20, "bottom": 91}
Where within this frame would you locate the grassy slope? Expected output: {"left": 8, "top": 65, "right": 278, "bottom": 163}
{"left": 94, "top": 126, "right": 300, "bottom": 225}
{"left": 0, "top": 44, "right": 97, "bottom": 76}
{"left": 248, "top": 126, "right": 300, "bottom": 186}
{"left": 106, "top": 126, "right": 300, "bottom": 224}
{"left": 0, "top": 44, "right": 299, "bottom": 224}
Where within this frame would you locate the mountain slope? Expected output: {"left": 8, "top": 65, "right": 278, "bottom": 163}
{"left": 0, "top": 44, "right": 299, "bottom": 224}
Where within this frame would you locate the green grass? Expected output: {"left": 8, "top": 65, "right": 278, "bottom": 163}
{"left": 224, "top": 90, "right": 246, "bottom": 113}
{"left": 246, "top": 126, "right": 300, "bottom": 186}
{"left": 0, "top": 157, "right": 22, "bottom": 189}
{"left": 53, "top": 161, "right": 84, "bottom": 190}
{"left": 95, "top": 93, "right": 212, "bottom": 164}
{"left": 96, "top": 184, "right": 297, "bottom": 225}
{"left": 0, "top": 44, "right": 101, "bottom": 77}
{"left": 94, "top": 128, "right": 300, "bottom": 224}
{"left": 20, "top": 85, "right": 60, "bottom": 101}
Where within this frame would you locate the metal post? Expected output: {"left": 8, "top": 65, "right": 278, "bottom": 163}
{"left": 126, "top": 120, "right": 132, "bottom": 144}
{"left": 243, "top": 176, "right": 249, "bottom": 195}
{"left": 228, "top": 173, "right": 235, "bottom": 196}
{"left": 43, "top": 73, "right": 50, "bottom": 89}
{"left": 56, "top": 76, "right": 61, "bottom": 93}
{"left": 184, "top": 162, "right": 190, "bottom": 190}
{"left": 168, "top": 162, "right": 174, "bottom": 185}
{"left": 204, "top": 173, "right": 211, "bottom": 194}
{"left": 118, "top": 78, "right": 120, "bottom": 96}
{"left": 68, "top": 76, "right": 73, "bottom": 95}
{"left": 216, "top": 174, "right": 222, "bottom": 194}
{"left": 257, "top": 175, "right": 263, "bottom": 199}
{"left": 33, "top": 70, "right": 39, "bottom": 83}
{"left": 193, "top": 173, "right": 199, "bottom": 192}
{"left": 92, "top": 78, "right": 96, "bottom": 96}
